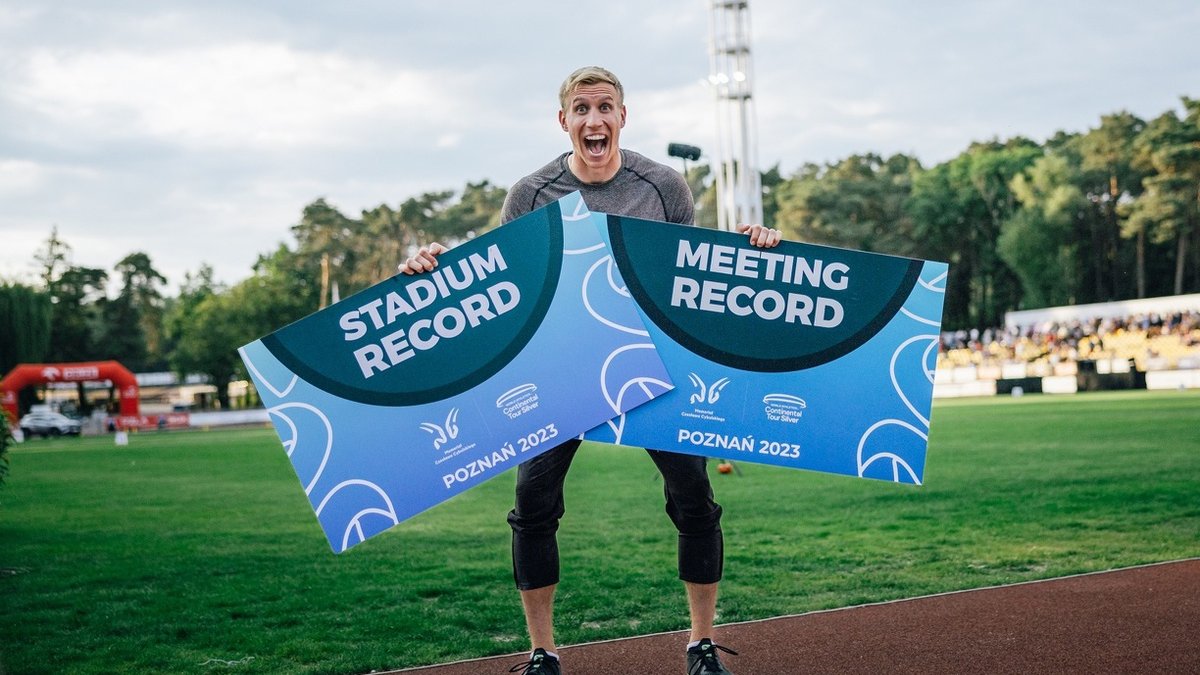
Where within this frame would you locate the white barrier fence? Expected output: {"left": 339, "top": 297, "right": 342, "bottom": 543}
{"left": 188, "top": 410, "right": 271, "bottom": 427}
{"left": 1146, "top": 369, "right": 1200, "bottom": 390}
{"left": 934, "top": 367, "right": 1200, "bottom": 398}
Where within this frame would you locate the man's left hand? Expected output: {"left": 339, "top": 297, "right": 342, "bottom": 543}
{"left": 736, "top": 223, "right": 782, "bottom": 248}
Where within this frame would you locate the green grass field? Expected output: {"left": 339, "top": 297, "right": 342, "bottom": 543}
{"left": 2, "top": 390, "right": 1198, "bottom": 674}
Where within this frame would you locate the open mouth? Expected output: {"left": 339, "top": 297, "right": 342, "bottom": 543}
{"left": 584, "top": 134, "right": 608, "bottom": 157}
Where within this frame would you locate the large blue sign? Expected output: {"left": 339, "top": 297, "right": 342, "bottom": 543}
{"left": 240, "top": 194, "right": 671, "bottom": 552}
{"left": 584, "top": 214, "right": 948, "bottom": 485}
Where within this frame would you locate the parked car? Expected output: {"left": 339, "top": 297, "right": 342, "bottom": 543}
{"left": 18, "top": 411, "right": 82, "bottom": 438}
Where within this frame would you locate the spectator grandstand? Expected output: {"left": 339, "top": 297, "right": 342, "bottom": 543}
{"left": 935, "top": 294, "right": 1200, "bottom": 397}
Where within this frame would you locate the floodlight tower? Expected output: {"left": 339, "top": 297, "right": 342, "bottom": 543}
{"left": 708, "top": 0, "right": 762, "bottom": 231}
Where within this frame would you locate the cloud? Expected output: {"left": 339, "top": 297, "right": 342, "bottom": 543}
{"left": 2, "top": 0, "right": 1198, "bottom": 292}
{"left": 10, "top": 43, "right": 457, "bottom": 150}
{"left": 0, "top": 159, "right": 54, "bottom": 195}
{"left": 435, "top": 133, "right": 462, "bottom": 149}
{"left": 621, "top": 82, "right": 716, "bottom": 167}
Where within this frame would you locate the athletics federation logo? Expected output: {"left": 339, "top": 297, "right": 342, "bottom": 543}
{"left": 688, "top": 373, "right": 731, "bottom": 405}
{"left": 496, "top": 383, "right": 540, "bottom": 420}
{"left": 763, "top": 394, "right": 806, "bottom": 423}
{"left": 420, "top": 408, "right": 460, "bottom": 450}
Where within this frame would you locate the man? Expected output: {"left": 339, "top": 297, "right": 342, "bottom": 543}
{"left": 401, "top": 66, "right": 781, "bottom": 675}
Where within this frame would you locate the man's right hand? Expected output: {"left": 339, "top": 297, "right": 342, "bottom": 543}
{"left": 398, "top": 243, "right": 448, "bottom": 275}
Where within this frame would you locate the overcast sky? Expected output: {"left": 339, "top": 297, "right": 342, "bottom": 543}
{"left": 2, "top": 1, "right": 1198, "bottom": 292}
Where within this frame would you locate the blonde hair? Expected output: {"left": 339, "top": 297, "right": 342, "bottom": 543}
{"left": 558, "top": 66, "right": 624, "bottom": 110}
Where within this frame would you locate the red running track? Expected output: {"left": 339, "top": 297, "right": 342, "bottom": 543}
{"left": 384, "top": 559, "right": 1200, "bottom": 674}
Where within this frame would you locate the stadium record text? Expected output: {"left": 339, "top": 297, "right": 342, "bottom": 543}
{"left": 337, "top": 244, "right": 519, "bottom": 378}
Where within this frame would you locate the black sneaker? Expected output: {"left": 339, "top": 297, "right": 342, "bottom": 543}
{"left": 686, "top": 638, "right": 737, "bottom": 675}
{"left": 509, "top": 648, "right": 561, "bottom": 675}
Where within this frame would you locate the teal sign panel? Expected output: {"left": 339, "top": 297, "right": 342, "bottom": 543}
{"left": 240, "top": 194, "right": 670, "bottom": 551}
{"left": 584, "top": 215, "right": 948, "bottom": 485}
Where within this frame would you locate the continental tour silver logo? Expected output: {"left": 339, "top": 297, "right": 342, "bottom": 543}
{"left": 496, "top": 383, "right": 540, "bottom": 420}
{"left": 763, "top": 394, "right": 805, "bottom": 423}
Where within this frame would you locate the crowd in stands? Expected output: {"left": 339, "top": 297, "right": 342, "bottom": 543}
{"left": 938, "top": 311, "right": 1200, "bottom": 374}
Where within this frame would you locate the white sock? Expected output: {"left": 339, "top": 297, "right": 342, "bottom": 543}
{"left": 687, "top": 640, "right": 703, "bottom": 650}
{"left": 537, "top": 649, "right": 560, "bottom": 661}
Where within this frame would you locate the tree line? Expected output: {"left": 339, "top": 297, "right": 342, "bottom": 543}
{"left": 2, "top": 97, "right": 1197, "bottom": 407}
{"left": 763, "top": 97, "right": 1200, "bottom": 329}
{"left": 0, "top": 182, "right": 507, "bottom": 412}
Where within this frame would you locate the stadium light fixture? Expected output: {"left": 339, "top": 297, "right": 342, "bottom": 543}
{"left": 668, "top": 142, "right": 703, "bottom": 177}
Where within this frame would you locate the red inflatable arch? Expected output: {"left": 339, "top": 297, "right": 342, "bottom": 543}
{"left": 0, "top": 361, "right": 139, "bottom": 423}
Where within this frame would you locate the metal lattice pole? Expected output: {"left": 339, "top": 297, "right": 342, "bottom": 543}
{"left": 708, "top": 0, "right": 763, "bottom": 231}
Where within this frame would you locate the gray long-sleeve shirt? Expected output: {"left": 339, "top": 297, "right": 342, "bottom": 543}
{"left": 500, "top": 149, "right": 694, "bottom": 226}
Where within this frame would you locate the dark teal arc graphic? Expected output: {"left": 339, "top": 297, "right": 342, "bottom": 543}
{"left": 261, "top": 202, "right": 565, "bottom": 405}
{"left": 607, "top": 215, "right": 922, "bottom": 373}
